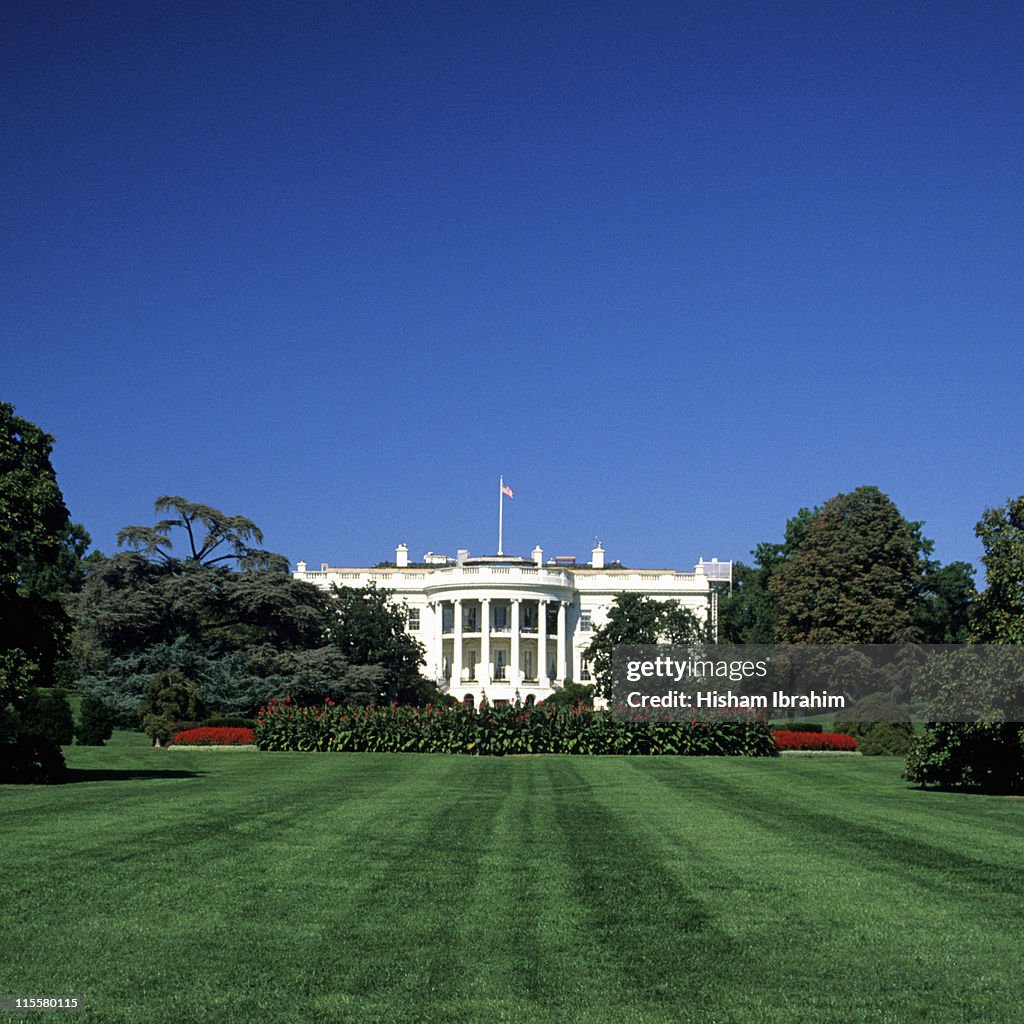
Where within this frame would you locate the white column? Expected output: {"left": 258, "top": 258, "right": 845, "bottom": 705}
{"left": 430, "top": 602, "right": 443, "bottom": 683}
{"left": 453, "top": 599, "right": 463, "bottom": 687}
{"left": 556, "top": 601, "right": 567, "bottom": 684}
{"left": 480, "top": 598, "right": 491, "bottom": 685}
{"left": 511, "top": 599, "right": 521, "bottom": 686}
{"left": 538, "top": 599, "right": 548, "bottom": 685}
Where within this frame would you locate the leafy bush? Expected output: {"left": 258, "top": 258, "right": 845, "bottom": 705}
{"left": 773, "top": 730, "right": 858, "bottom": 752}
{"left": 539, "top": 683, "right": 595, "bottom": 707}
{"left": 256, "top": 699, "right": 778, "bottom": 757}
{"left": 770, "top": 721, "right": 823, "bottom": 732}
{"left": 169, "top": 720, "right": 203, "bottom": 737}
{"left": 19, "top": 687, "right": 75, "bottom": 746}
{"left": 901, "top": 648, "right": 1024, "bottom": 791}
{"left": 903, "top": 723, "right": 1024, "bottom": 793}
{"left": 202, "top": 716, "right": 257, "bottom": 729}
{"left": 172, "top": 726, "right": 255, "bottom": 746}
{"left": 75, "top": 693, "right": 114, "bottom": 745}
{"left": 0, "top": 734, "right": 66, "bottom": 783}
{"left": 833, "top": 693, "right": 915, "bottom": 756}
{"left": 853, "top": 723, "right": 915, "bottom": 756}
{"left": 0, "top": 696, "right": 67, "bottom": 782}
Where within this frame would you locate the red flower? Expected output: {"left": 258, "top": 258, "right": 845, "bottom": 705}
{"left": 171, "top": 727, "right": 255, "bottom": 747}
{"left": 772, "top": 730, "right": 857, "bottom": 751}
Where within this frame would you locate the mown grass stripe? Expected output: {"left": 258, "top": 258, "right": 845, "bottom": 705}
{"left": 2, "top": 744, "right": 1023, "bottom": 1024}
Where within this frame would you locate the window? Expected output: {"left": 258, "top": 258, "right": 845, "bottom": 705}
{"left": 494, "top": 604, "right": 508, "bottom": 629}
{"left": 581, "top": 659, "right": 592, "bottom": 681}
{"left": 580, "top": 610, "right": 591, "bottom": 632}
{"left": 407, "top": 608, "right": 420, "bottom": 631}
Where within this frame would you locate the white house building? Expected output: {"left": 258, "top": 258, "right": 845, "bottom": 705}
{"left": 294, "top": 544, "right": 731, "bottom": 706}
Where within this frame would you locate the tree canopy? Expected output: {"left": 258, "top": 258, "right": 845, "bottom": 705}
{"left": 971, "top": 496, "right": 1024, "bottom": 642}
{"left": 769, "top": 486, "right": 924, "bottom": 644}
{"left": 324, "top": 583, "right": 431, "bottom": 704}
{"left": 0, "top": 402, "right": 84, "bottom": 706}
{"left": 73, "top": 500, "right": 440, "bottom": 719}
{"left": 583, "top": 593, "right": 703, "bottom": 698}
{"left": 73, "top": 499, "right": 365, "bottom": 719}
{"left": 117, "top": 496, "right": 288, "bottom": 572}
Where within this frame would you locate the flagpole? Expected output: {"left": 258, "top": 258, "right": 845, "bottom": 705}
{"left": 498, "top": 475, "right": 504, "bottom": 555}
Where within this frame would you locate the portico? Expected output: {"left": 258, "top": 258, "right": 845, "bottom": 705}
{"left": 431, "top": 593, "right": 569, "bottom": 689}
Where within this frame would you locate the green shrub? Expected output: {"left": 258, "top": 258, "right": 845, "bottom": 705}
{"left": 256, "top": 699, "right": 778, "bottom": 757}
{"left": 903, "top": 723, "right": 1024, "bottom": 793}
{"left": 18, "top": 687, "right": 75, "bottom": 746}
{"left": 539, "top": 683, "right": 595, "bottom": 708}
{"left": 75, "top": 694, "right": 115, "bottom": 746}
{"left": 202, "top": 716, "right": 257, "bottom": 729}
{"left": 0, "top": 734, "right": 66, "bottom": 783}
{"left": 833, "top": 693, "right": 914, "bottom": 756}
{"left": 770, "top": 721, "right": 823, "bottom": 732}
{"left": 855, "top": 722, "right": 915, "bottom": 756}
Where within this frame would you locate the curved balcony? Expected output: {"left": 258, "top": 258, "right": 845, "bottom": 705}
{"left": 423, "top": 564, "right": 573, "bottom": 595}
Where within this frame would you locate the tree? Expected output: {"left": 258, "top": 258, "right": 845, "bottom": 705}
{"left": 73, "top": 557, "right": 328, "bottom": 666}
{"left": 914, "top": 559, "right": 976, "bottom": 643}
{"left": 138, "top": 668, "right": 205, "bottom": 746}
{"left": 73, "top": 499, "right": 340, "bottom": 718}
{"left": 770, "top": 486, "right": 923, "bottom": 643}
{"left": 0, "top": 402, "right": 76, "bottom": 705}
{"left": 323, "top": 584, "right": 433, "bottom": 704}
{"left": 718, "top": 509, "right": 814, "bottom": 643}
{"left": 583, "top": 593, "right": 703, "bottom": 698}
{"left": 75, "top": 693, "right": 114, "bottom": 746}
{"left": 117, "top": 495, "right": 289, "bottom": 571}
{"left": 972, "top": 496, "right": 1024, "bottom": 642}
{"left": 902, "top": 497, "right": 1024, "bottom": 792}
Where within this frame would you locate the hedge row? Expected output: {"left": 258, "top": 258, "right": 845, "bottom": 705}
{"left": 255, "top": 699, "right": 779, "bottom": 757}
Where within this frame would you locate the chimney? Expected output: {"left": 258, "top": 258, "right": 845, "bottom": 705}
{"left": 396, "top": 543, "right": 409, "bottom": 568}
{"left": 532, "top": 545, "right": 543, "bottom": 566}
{"left": 296, "top": 560, "right": 307, "bottom": 574}
{"left": 591, "top": 542, "right": 605, "bottom": 569}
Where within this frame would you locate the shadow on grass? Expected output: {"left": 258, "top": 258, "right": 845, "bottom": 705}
{"left": 61, "top": 768, "right": 206, "bottom": 784}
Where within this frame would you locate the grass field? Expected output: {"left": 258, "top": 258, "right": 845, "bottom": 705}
{"left": 2, "top": 736, "right": 1022, "bottom": 1024}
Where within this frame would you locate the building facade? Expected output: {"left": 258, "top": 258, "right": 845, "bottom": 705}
{"left": 294, "top": 544, "right": 731, "bottom": 705}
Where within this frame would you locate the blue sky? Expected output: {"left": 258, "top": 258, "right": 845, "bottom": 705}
{"left": 3, "top": 1, "right": 1022, "bottom": 576}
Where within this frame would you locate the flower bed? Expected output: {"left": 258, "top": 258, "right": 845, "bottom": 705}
{"left": 171, "top": 726, "right": 256, "bottom": 746}
{"left": 773, "top": 730, "right": 858, "bottom": 752}
{"left": 255, "top": 698, "right": 779, "bottom": 757}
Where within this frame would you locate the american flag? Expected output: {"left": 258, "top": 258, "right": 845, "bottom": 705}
{"left": 502, "top": 483, "right": 514, "bottom": 499}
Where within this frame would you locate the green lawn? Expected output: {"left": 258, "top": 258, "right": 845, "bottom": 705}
{"left": 2, "top": 738, "right": 1022, "bottom": 1024}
